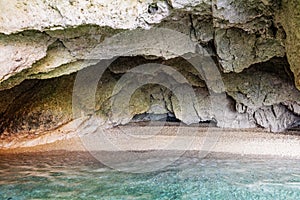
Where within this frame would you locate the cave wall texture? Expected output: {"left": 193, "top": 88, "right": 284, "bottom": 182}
{"left": 0, "top": 0, "right": 300, "bottom": 141}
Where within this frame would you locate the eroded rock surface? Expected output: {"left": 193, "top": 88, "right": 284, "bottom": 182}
{"left": 0, "top": 0, "right": 292, "bottom": 88}
{"left": 278, "top": 0, "right": 300, "bottom": 90}
{"left": 0, "top": 32, "right": 53, "bottom": 84}
{"left": 0, "top": 56, "right": 299, "bottom": 140}
{"left": 0, "top": 0, "right": 300, "bottom": 146}
{"left": 215, "top": 28, "right": 285, "bottom": 72}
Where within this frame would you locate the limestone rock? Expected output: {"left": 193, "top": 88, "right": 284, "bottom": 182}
{"left": 0, "top": 80, "right": 38, "bottom": 117}
{"left": 212, "top": 0, "right": 278, "bottom": 33}
{"left": 223, "top": 64, "right": 300, "bottom": 131}
{"left": 0, "top": 75, "right": 75, "bottom": 134}
{"left": 224, "top": 68, "right": 300, "bottom": 110}
{"left": 195, "top": 91, "right": 256, "bottom": 129}
{"left": 147, "top": 86, "right": 170, "bottom": 115}
{"left": 0, "top": 26, "right": 197, "bottom": 91}
{"left": 28, "top": 42, "right": 76, "bottom": 75}
{"left": 0, "top": 0, "right": 300, "bottom": 140}
{"left": 1, "top": 58, "right": 299, "bottom": 136}
{"left": 0, "top": 32, "right": 53, "bottom": 83}
{"left": 170, "top": 0, "right": 212, "bottom": 16}
{"left": 109, "top": 57, "right": 206, "bottom": 88}
{"left": 157, "top": 12, "right": 192, "bottom": 38}
{"left": 282, "top": 101, "right": 300, "bottom": 116}
{"left": 279, "top": 0, "right": 300, "bottom": 90}
{"left": 46, "top": 25, "right": 124, "bottom": 59}
{"left": 0, "top": 0, "right": 290, "bottom": 91}
{"left": 215, "top": 28, "right": 285, "bottom": 73}
{"left": 254, "top": 104, "right": 299, "bottom": 132}
{"left": 192, "top": 17, "right": 214, "bottom": 43}
{"left": 212, "top": 0, "right": 286, "bottom": 73}
{"left": 171, "top": 86, "right": 256, "bottom": 128}
{"left": 0, "top": 0, "right": 170, "bottom": 34}
{"left": 28, "top": 60, "right": 97, "bottom": 80}
{"left": 171, "top": 84, "right": 201, "bottom": 124}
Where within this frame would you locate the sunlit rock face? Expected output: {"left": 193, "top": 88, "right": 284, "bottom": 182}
{"left": 0, "top": 0, "right": 299, "bottom": 144}
{"left": 278, "top": 0, "right": 300, "bottom": 90}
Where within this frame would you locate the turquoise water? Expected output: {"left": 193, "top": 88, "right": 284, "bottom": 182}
{"left": 0, "top": 151, "right": 300, "bottom": 200}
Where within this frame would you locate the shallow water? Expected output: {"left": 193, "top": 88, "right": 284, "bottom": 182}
{"left": 0, "top": 151, "right": 300, "bottom": 200}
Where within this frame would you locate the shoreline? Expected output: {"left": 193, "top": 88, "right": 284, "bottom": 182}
{"left": 1, "top": 123, "right": 300, "bottom": 158}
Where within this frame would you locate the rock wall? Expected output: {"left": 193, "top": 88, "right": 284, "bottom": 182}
{"left": 278, "top": 0, "right": 300, "bottom": 90}
{"left": 0, "top": 0, "right": 300, "bottom": 141}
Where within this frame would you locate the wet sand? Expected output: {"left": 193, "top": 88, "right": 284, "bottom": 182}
{"left": 1, "top": 122, "right": 300, "bottom": 158}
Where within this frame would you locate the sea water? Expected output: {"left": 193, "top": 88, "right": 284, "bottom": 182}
{"left": 0, "top": 151, "right": 300, "bottom": 200}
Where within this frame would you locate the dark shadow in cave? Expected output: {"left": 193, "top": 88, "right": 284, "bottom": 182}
{"left": 131, "top": 112, "right": 217, "bottom": 127}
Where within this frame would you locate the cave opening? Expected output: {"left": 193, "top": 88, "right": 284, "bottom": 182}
{"left": 0, "top": 53, "right": 299, "bottom": 145}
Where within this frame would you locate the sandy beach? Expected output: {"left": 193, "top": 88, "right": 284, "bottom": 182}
{"left": 0, "top": 122, "right": 299, "bottom": 158}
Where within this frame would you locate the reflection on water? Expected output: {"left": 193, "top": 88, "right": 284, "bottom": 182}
{"left": 0, "top": 151, "right": 300, "bottom": 200}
